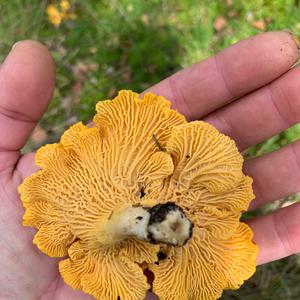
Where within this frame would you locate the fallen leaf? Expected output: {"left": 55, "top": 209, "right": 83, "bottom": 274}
{"left": 87, "top": 63, "right": 98, "bottom": 72}
{"left": 75, "top": 61, "right": 89, "bottom": 74}
{"left": 141, "top": 14, "right": 150, "bottom": 26}
{"left": 228, "top": 10, "right": 238, "bottom": 17}
{"left": 169, "top": 14, "right": 178, "bottom": 24}
{"left": 265, "top": 16, "right": 273, "bottom": 24}
{"left": 108, "top": 88, "right": 117, "bottom": 98}
{"left": 58, "top": 46, "right": 67, "bottom": 56}
{"left": 31, "top": 125, "right": 47, "bottom": 144}
{"left": 213, "top": 16, "right": 228, "bottom": 32}
{"left": 89, "top": 46, "right": 97, "bottom": 54}
{"left": 71, "top": 81, "right": 84, "bottom": 106}
{"left": 246, "top": 11, "right": 254, "bottom": 22}
{"left": 251, "top": 20, "right": 266, "bottom": 31}
{"left": 121, "top": 70, "right": 132, "bottom": 83}
{"left": 147, "top": 64, "right": 157, "bottom": 73}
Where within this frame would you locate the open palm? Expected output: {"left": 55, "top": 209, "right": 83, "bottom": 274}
{"left": 1, "top": 32, "right": 300, "bottom": 300}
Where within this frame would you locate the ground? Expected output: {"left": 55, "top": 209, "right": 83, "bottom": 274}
{"left": 0, "top": 1, "right": 300, "bottom": 299}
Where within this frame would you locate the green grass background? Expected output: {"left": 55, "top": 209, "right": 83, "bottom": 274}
{"left": 1, "top": 0, "right": 300, "bottom": 299}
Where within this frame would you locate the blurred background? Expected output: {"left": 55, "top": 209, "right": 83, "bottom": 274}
{"left": 1, "top": 0, "right": 300, "bottom": 299}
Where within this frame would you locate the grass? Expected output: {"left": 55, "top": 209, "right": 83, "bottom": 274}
{"left": 0, "top": 0, "right": 300, "bottom": 299}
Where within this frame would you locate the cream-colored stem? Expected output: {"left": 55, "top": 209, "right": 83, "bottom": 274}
{"left": 96, "top": 202, "right": 193, "bottom": 247}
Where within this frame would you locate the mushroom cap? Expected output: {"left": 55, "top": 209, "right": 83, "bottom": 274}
{"left": 19, "top": 90, "right": 258, "bottom": 300}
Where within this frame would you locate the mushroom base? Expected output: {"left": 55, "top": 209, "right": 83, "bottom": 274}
{"left": 95, "top": 202, "right": 194, "bottom": 247}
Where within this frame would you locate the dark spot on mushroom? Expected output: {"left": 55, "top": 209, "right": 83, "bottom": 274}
{"left": 73, "top": 237, "right": 80, "bottom": 243}
{"left": 152, "top": 133, "right": 166, "bottom": 152}
{"left": 148, "top": 231, "right": 158, "bottom": 244}
{"left": 185, "top": 154, "right": 190, "bottom": 158}
{"left": 143, "top": 268, "right": 154, "bottom": 286}
{"left": 280, "top": 47, "right": 283, "bottom": 51}
{"left": 136, "top": 216, "right": 143, "bottom": 221}
{"left": 157, "top": 251, "right": 167, "bottom": 261}
{"left": 139, "top": 187, "right": 145, "bottom": 198}
{"left": 155, "top": 251, "right": 168, "bottom": 265}
{"left": 108, "top": 211, "right": 113, "bottom": 220}
{"left": 148, "top": 202, "right": 183, "bottom": 225}
{"left": 117, "top": 297, "right": 120, "bottom": 300}
{"left": 189, "top": 222, "right": 194, "bottom": 239}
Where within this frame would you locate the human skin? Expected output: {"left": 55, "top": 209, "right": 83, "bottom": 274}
{"left": 0, "top": 31, "right": 299, "bottom": 300}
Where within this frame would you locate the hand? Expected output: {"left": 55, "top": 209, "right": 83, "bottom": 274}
{"left": 0, "top": 32, "right": 299, "bottom": 299}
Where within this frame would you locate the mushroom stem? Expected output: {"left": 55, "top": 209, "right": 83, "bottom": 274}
{"left": 95, "top": 202, "right": 193, "bottom": 247}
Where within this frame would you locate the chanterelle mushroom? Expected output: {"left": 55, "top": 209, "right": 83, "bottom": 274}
{"left": 19, "top": 90, "right": 258, "bottom": 300}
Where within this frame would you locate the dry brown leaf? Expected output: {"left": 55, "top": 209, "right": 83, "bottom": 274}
{"left": 108, "top": 87, "right": 117, "bottom": 98}
{"left": 251, "top": 20, "right": 266, "bottom": 31}
{"left": 31, "top": 125, "right": 47, "bottom": 144}
{"left": 213, "top": 16, "right": 228, "bottom": 32}
{"left": 141, "top": 14, "right": 150, "bottom": 26}
{"left": 228, "top": 10, "right": 238, "bottom": 17}
{"left": 89, "top": 47, "right": 97, "bottom": 54}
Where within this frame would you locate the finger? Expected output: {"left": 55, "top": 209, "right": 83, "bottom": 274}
{"left": 13, "top": 152, "right": 38, "bottom": 185}
{"left": 248, "top": 201, "right": 300, "bottom": 265}
{"left": 40, "top": 277, "right": 95, "bottom": 299}
{"left": 0, "top": 41, "right": 55, "bottom": 173}
{"left": 204, "top": 63, "right": 300, "bottom": 150}
{"left": 146, "top": 31, "right": 299, "bottom": 120}
{"left": 244, "top": 141, "right": 300, "bottom": 209}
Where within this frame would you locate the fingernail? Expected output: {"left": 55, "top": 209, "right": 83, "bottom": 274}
{"left": 12, "top": 41, "right": 21, "bottom": 50}
{"left": 1, "top": 42, "right": 18, "bottom": 65}
{"left": 283, "top": 29, "right": 300, "bottom": 55}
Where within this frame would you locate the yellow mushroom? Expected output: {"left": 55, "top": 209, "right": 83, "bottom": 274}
{"left": 18, "top": 90, "right": 258, "bottom": 300}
